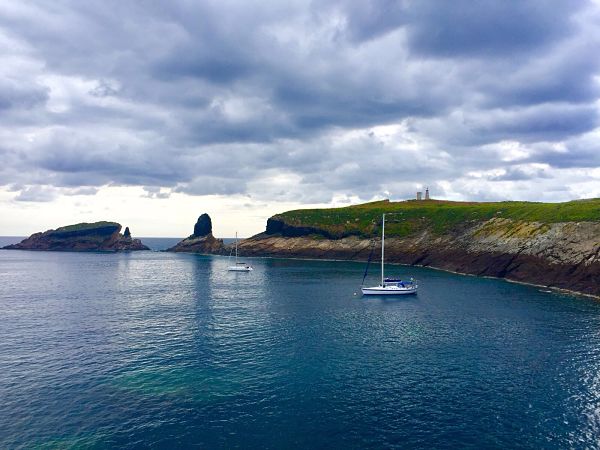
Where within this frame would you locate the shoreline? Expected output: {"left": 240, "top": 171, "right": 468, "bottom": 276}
{"left": 4, "top": 245, "right": 598, "bottom": 300}
{"left": 171, "top": 250, "right": 600, "bottom": 301}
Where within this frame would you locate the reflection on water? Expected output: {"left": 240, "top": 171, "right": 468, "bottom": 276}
{"left": 1, "top": 250, "right": 600, "bottom": 448}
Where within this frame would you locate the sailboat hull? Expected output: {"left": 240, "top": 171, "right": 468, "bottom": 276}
{"left": 361, "top": 285, "right": 418, "bottom": 295}
{"left": 227, "top": 266, "right": 253, "bottom": 272}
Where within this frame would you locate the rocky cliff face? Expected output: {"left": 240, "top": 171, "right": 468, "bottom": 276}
{"left": 166, "top": 234, "right": 225, "bottom": 254}
{"left": 3, "top": 222, "right": 149, "bottom": 252}
{"left": 238, "top": 217, "right": 600, "bottom": 297}
{"left": 166, "top": 213, "right": 225, "bottom": 254}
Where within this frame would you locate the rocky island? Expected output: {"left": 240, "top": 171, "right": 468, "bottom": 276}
{"left": 235, "top": 199, "right": 600, "bottom": 298}
{"left": 3, "top": 221, "right": 149, "bottom": 252}
{"left": 166, "top": 213, "right": 225, "bottom": 254}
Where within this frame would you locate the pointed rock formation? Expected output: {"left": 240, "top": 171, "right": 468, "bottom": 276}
{"left": 193, "top": 214, "right": 212, "bottom": 237}
{"left": 166, "top": 213, "right": 225, "bottom": 254}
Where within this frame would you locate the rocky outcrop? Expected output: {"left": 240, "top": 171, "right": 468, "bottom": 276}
{"left": 3, "top": 222, "right": 149, "bottom": 252}
{"left": 194, "top": 213, "right": 212, "bottom": 237}
{"left": 237, "top": 217, "right": 600, "bottom": 297}
{"left": 166, "top": 234, "right": 225, "bottom": 254}
{"left": 166, "top": 213, "right": 225, "bottom": 254}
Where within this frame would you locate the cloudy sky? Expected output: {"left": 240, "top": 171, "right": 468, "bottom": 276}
{"left": 1, "top": 0, "right": 599, "bottom": 237}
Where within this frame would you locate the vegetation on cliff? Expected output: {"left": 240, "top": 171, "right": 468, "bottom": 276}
{"left": 52, "top": 221, "right": 120, "bottom": 233}
{"left": 269, "top": 198, "right": 600, "bottom": 239}
{"left": 3, "top": 221, "right": 149, "bottom": 251}
{"left": 245, "top": 198, "right": 600, "bottom": 297}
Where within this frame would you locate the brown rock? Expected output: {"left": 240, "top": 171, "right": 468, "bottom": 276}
{"left": 3, "top": 222, "right": 150, "bottom": 252}
{"left": 236, "top": 218, "right": 600, "bottom": 297}
{"left": 166, "top": 233, "right": 225, "bottom": 254}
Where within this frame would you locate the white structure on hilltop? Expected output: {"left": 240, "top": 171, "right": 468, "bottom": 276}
{"left": 425, "top": 187, "right": 430, "bottom": 200}
{"left": 416, "top": 191, "right": 422, "bottom": 201}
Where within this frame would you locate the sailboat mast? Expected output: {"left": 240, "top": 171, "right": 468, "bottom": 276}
{"left": 381, "top": 214, "right": 385, "bottom": 286}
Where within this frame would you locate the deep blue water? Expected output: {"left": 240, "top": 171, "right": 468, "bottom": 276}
{"left": 1, "top": 249, "right": 600, "bottom": 448}
{"left": 139, "top": 237, "right": 184, "bottom": 251}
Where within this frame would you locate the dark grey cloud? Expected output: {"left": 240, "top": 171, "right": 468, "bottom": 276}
{"left": 489, "top": 166, "right": 552, "bottom": 182}
{"left": 0, "top": 0, "right": 598, "bottom": 204}
{"left": 469, "top": 104, "right": 599, "bottom": 143}
{"left": 142, "top": 186, "right": 170, "bottom": 199}
{"left": 530, "top": 137, "right": 600, "bottom": 169}
{"left": 404, "top": 0, "right": 586, "bottom": 57}
{"left": 13, "top": 185, "right": 57, "bottom": 202}
{"left": 89, "top": 80, "right": 119, "bottom": 98}
{"left": 0, "top": 79, "right": 49, "bottom": 111}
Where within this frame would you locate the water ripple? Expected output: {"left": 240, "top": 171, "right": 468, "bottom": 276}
{"left": 1, "top": 251, "right": 600, "bottom": 448}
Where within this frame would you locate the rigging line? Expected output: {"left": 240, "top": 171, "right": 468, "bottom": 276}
{"left": 361, "top": 239, "right": 377, "bottom": 286}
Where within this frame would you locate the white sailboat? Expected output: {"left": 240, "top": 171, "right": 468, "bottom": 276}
{"left": 227, "top": 232, "right": 253, "bottom": 272}
{"left": 361, "top": 213, "right": 418, "bottom": 295}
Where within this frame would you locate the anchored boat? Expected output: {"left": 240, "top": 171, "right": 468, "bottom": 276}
{"left": 361, "top": 213, "right": 418, "bottom": 295}
{"left": 227, "top": 232, "right": 253, "bottom": 272}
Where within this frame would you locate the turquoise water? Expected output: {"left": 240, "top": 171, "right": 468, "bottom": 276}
{"left": 1, "top": 249, "right": 600, "bottom": 448}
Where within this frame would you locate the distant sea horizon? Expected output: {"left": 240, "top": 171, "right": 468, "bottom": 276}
{"left": 0, "top": 236, "right": 237, "bottom": 251}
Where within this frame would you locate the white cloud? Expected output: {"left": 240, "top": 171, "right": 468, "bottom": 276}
{"left": 0, "top": 0, "right": 598, "bottom": 236}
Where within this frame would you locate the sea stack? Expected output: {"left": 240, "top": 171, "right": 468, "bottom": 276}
{"left": 166, "top": 213, "right": 225, "bottom": 254}
{"left": 3, "top": 222, "right": 150, "bottom": 252}
{"left": 194, "top": 214, "right": 212, "bottom": 237}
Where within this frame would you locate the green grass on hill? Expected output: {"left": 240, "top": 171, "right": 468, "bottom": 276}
{"left": 274, "top": 198, "right": 600, "bottom": 238}
{"left": 53, "top": 221, "right": 120, "bottom": 233}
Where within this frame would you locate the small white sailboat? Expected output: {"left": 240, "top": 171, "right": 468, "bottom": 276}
{"left": 228, "top": 232, "right": 253, "bottom": 272}
{"left": 361, "top": 213, "right": 418, "bottom": 296}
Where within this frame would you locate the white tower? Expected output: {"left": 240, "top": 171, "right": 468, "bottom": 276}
{"left": 425, "top": 187, "right": 430, "bottom": 200}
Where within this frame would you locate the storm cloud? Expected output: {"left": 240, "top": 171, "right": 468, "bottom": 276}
{"left": 0, "top": 0, "right": 599, "bottom": 204}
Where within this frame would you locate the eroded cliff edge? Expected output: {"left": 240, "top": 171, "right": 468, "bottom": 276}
{"left": 238, "top": 199, "right": 600, "bottom": 297}
{"left": 3, "top": 222, "right": 149, "bottom": 252}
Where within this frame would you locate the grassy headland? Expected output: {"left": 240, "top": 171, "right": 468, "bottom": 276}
{"left": 52, "top": 221, "right": 120, "bottom": 233}
{"left": 272, "top": 198, "right": 600, "bottom": 239}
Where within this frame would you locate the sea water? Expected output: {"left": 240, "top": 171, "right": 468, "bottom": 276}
{"left": 1, "top": 249, "right": 600, "bottom": 448}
